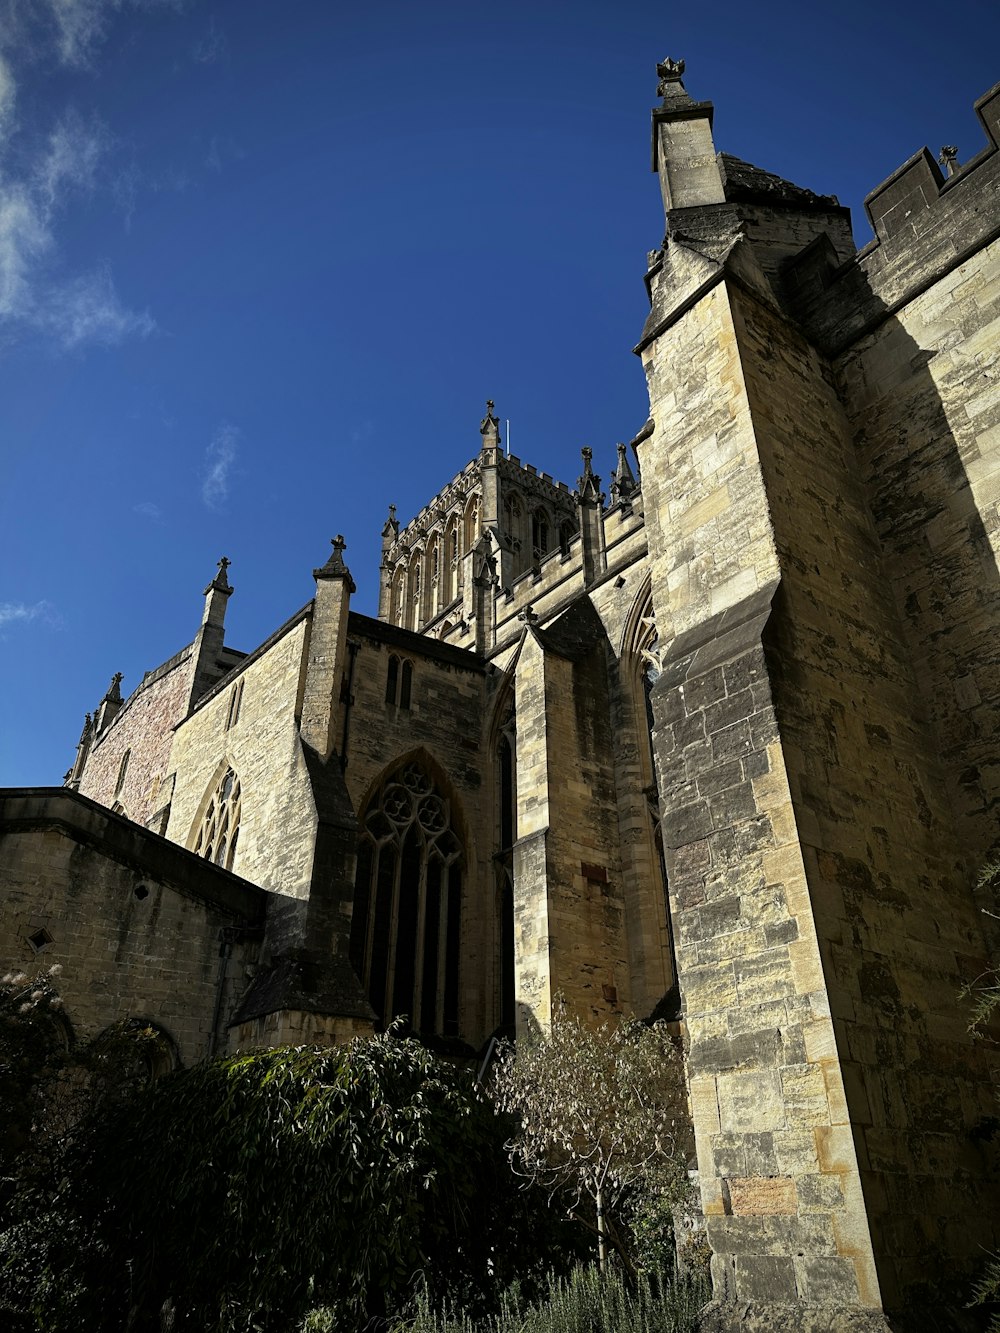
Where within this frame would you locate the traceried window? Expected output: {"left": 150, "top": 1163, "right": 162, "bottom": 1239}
{"left": 194, "top": 768, "right": 241, "bottom": 871}
{"left": 559, "top": 518, "right": 576, "bottom": 556}
{"left": 350, "top": 762, "right": 463, "bottom": 1038}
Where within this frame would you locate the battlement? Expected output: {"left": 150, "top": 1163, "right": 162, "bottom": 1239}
{"left": 784, "top": 79, "right": 1000, "bottom": 355}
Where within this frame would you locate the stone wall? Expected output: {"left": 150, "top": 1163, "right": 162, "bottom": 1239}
{"left": 79, "top": 648, "right": 195, "bottom": 828}
{"left": 344, "top": 614, "right": 500, "bottom": 1045}
{"left": 166, "top": 612, "right": 316, "bottom": 898}
{"left": 0, "top": 789, "right": 263, "bottom": 1065}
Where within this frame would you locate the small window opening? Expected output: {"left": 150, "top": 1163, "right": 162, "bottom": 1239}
{"left": 225, "top": 679, "right": 244, "bottom": 731}
{"left": 115, "top": 749, "right": 131, "bottom": 797}
{"left": 133, "top": 884, "right": 150, "bottom": 901}
{"left": 28, "top": 927, "right": 53, "bottom": 953}
{"left": 400, "top": 660, "right": 413, "bottom": 710}
{"left": 386, "top": 655, "right": 399, "bottom": 705}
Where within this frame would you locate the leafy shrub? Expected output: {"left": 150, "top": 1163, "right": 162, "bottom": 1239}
{"left": 0, "top": 1031, "right": 583, "bottom": 1332}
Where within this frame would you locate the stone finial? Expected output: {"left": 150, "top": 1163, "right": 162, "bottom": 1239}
{"left": 480, "top": 399, "right": 501, "bottom": 451}
{"left": 938, "top": 145, "right": 961, "bottom": 176}
{"left": 203, "top": 556, "right": 234, "bottom": 597}
{"left": 610, "top": 442, "right": 639, "bottom": 507}
{"left": 103, "top": 672, "right": 123, "bottom": 702}
{"left": 313, "top": 535, "right": 357, "bottom": 591}
{"left": 78, "top": 711, "right": 93, "bottom": 742}
{"left": 381, "top": 503, "right": 400, "bottom": 541}
{"left": 656, "top": 56, "right": 686, "bottom": 99}
{"left": 576, "top": 446, "right": 603, "bottom": 505}
{"left": 518, "top": 605, "right": 539, "bottom": 626}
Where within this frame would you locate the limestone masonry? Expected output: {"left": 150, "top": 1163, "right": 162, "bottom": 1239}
{"left": 3, "top": 59, "right": 1000, "bottom": 1329}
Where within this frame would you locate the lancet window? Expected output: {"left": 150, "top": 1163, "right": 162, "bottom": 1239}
{"left": 193, "top": 768, "right": 241, "bottom": 871}
{"left": 531, "top": 507, "right": 550, "bottom": 563}
{"left": 349, "top": 762, "right": 463, "bottom": 1038}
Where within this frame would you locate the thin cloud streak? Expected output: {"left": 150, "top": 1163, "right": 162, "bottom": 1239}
{"left": 201, "top": 423, "right": 240, "bottom": 510}
{"left": 0, "top": 599, "right": 59, "bottom": 628}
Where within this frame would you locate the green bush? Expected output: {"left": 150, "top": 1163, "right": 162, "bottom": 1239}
{"left": 0, "top": 1033, "right": 584, "bottom": 1332}
{"left": 388, "top": 1262, "right": 709, "bottom": 1333}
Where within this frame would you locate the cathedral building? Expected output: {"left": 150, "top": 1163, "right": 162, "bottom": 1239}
{"left": 3, "top": 59, "right": 1000, "bottom": 1329}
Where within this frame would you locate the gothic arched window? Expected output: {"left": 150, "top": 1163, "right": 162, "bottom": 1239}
{"left": 350, "top": 762, "right": 463, "bottom": 1038}
{"left": 531, "top": 508, "right": 550, "bottom": 562}
{"left": 559, "top": 518, "right": 576, "bottom": 556}
{"left": 194, "top": 768, "right": 241, "bottom": 871}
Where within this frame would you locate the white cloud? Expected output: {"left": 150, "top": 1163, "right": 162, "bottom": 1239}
{"left": 133, "top": 499, "right": 161, "bottom": 520}
{"left": 42, "top": 263, "right": 154, "bottom": 347}
{"left": 0, "top": 599, "right": 59, "bottom": 628}
{"left": 202, "top": 423, "right": 240, "bottom": 510}
{"left": 0, "top": 2, "right": 164, "bottom": 348}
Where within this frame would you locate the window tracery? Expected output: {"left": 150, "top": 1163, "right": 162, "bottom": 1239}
{"left": 349, "top": 762, "right": 462, "bottom": 1037}
{"left": 194, "top": 768, "right": 241, "bottom": 871}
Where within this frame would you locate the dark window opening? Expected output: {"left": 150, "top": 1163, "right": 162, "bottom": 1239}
{"left": 349, "top": 763, "right": 463, "bottom": 1039}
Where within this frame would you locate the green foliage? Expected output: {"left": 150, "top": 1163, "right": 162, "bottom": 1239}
{"left": 1, "top": 1031, "right": 584, "bottom": 1333}
{"left": 391, "top": 1262, "right": 709, "bottom": 1333}
{"left": 490, "top": 1006, "right": 690, "bottom": 1269}
{"left": 969, "top": 1255, "right": 1000, "bottom": 1333}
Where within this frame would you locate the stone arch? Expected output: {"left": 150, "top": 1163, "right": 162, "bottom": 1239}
{"left": 92, "top": 1016, "right": 180, "bottom": 1081}
{"left": 349, "top": 750, "right": 468, "bottom": 1039}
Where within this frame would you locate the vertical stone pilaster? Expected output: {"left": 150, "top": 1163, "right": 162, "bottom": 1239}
{"left": 512, "top": 607, "right": 629, "bottom": 1033}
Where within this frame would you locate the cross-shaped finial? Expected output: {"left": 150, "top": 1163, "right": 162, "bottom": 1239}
{"left": 938, "top": 145, "right": 960, "bottom": 177}
{"left": 518, "top": 605, "right": 539, "bottom": 626}
{"left": 656, "top": 57, "right": 685, "bottom": 97}
{"left": 486, "top": 399, "right": 495, "bottom": 416}
{"left": 332, "top": 534, "right": 346, "bottom": 554}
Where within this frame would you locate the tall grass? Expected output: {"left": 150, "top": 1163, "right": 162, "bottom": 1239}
{"left": 392, "top": 1263, "right": 709, "bottom": 1333}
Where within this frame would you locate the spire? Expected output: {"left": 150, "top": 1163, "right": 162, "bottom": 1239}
{"left": 651, "top": 57, "right": 725, "bottom": 216}
{"left": 314, "top": 535, "right": 357, "bottom": 592}
{"left": 78, "top": 711, "right": 93, "bottom": 744}
{"left": 480, "top": 399, "right": 502, "bottom": 457}
{"left": 610, "top": 443, "right": 639, "bottom": 508}
{"left": 94, "top": 674, "right": 124, "bottom": 735}
{"left": 201, "top": 556, "right": 234, "bottom": 631}
{"left": 576, "top": 447, "right": 603, "bottom": 506}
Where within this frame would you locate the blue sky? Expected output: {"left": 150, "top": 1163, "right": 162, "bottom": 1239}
{"left": 2, "top": 0, "right": 998, "bottom": 787}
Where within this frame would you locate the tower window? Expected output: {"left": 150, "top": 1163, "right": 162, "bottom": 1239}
{"left": 531, "top": 508, "right": 550, "bottom": 562}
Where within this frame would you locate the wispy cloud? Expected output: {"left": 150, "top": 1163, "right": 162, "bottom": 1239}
{"left": 192, "top": 16, "right": 226, "bottom": 66}
{"left": 0, "top": 599, "right": 60, "bottom": 629}
{"left": 0, "top": 1, "right": 162, "bottom": 348}
{"left": 133, "top": 500, "right": 162, "bottom": 521}
{"left": 201, "top": 422, "right": 240, "bottom": 510}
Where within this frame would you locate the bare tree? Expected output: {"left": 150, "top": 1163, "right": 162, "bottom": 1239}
{"left": 490, "top": 1004, "right": 690, "bottom": 1270}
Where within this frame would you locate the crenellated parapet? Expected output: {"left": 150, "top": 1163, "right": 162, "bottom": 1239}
{"left": 785, "top": 79, "right": 1000, "bottom": 354}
